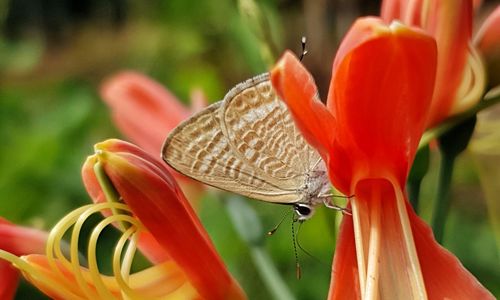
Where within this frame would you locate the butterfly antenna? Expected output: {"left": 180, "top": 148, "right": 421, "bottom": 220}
{"left": 267, "top": 208, "right": 292, "bottom": 236}
{"left": 291, "top": 218, "right": 302, "bottom": 279}
{"left": 299, "top": 36, "right": 308, "bottom": 61}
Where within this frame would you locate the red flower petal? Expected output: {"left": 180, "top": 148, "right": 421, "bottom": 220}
{"left": 408, "top": 202, "right": 495, "bottom": 299}
{"left": 380, "top": 0, "right": 404, "bottom": 22}
{"left": 327, "top": 19, "right": 437, "bottom": 192}
{"left": 381, "top": 0, "right": 475, "bottom": 125}
{"left": 328, "top": 211, "right": 360, "bottom": 300}
{"left": 426, "top": 0, "right": 473, "bottom": 125}
{"left": 0, "top": 218, "right": 48, "bottom": 300}
{"left": 329, "top": 183, "right": 494, "bottom": 299}
{"left": 100, "top": 71, "right": 190, "bottom": 156}
{"left": 270, "top": 51, "right": 336, "bottom": 160}
{"left": 100, "top": 72, "right": 205, "bottom": 202}
{"left": 0, "top": 262, "right": 19, "bottom": 300}
{"left": 0, "top": 218, "right": 47, "bottom": 256}
{"left": 475, "top": 6, "right": 500, "bottom": 87}
{"left": 380, "top": 0, "right": 424, "bottom": 26}
{"left": 476, "top": 5, "right": 500, "bottom": 53}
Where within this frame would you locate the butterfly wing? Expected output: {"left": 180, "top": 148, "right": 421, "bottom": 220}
{"left": 220, "top": 74, "right": 321, "bottom": 190}
{"left": 162, "top": 73, "right": 321, "bottom": 204}
{"left": 162, "top": 100, "right": 299, "bottom": 202}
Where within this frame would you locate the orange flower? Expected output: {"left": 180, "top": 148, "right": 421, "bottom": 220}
{"left": 0, "top": 139, "right": 245, "bottom": 300}
{"left": 381, "top": 0, "right": 500, "bottom": 127}
{"left": 100, "top": 71, "right": 206, "bottom": 203}
{"left": 271, "top": 17, "right": 494, "bottom": 299}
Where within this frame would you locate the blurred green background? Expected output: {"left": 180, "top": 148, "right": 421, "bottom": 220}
{"left": 0, "top": 0, "right": 499, "bottom": 299}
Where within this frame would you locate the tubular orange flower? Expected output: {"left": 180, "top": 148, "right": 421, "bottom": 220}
{"left": 82, "top": 141, "right": 171, "bottom": 264}
{"left": 271, "top": 17, "right": 494, "bottom": 299}
{"left": 100, "top": 71, "right": 206, "bottom": 203}
{"left": 381, "top": 0, "right": 486, "bottom": 126}
{"left": 94, "top": 139, "right": 244, "bottom": 300}
{"left": 0, "top": 218, "right": 48, "bottom": 300}
{"left": 0, "top": 139, "right": 245, "bottom": 300}
{"left": 101, "top": 72, "right": 192, "bottom": 156}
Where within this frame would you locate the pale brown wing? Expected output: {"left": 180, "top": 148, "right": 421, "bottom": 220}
{"left": 162, "top": 101, "right": 300, "bottom": 203}
{"left": 221, "top": 73, "right": 321, "bottom": 190}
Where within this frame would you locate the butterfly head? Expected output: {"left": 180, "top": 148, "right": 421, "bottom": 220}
{"left": 293, "top": 203, "right": 315, "bottom": 221}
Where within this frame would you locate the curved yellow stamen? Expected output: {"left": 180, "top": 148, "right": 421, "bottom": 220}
{"left": 452, "top": 45, "right": 486, "bottom": 115}
{"left": 88, "top": 213, "right": 139, "bottom": 299}
{"left": 114, "top": 227, "right": 138, "bottom": 300}
{"left": 47, "top": 205, "right": 93, "bottom": 285}
{"left": 0, "top": 200, "right": 188, "bottom": 300}
{"left": 88, "top": 215, "right": 140, "bottom": 299}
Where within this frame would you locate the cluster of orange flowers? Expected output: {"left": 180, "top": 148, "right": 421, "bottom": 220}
{"left": 1, "top": 1, "right": 499, "bottom": 299}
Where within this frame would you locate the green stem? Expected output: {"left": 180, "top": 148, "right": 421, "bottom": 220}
{"left": 250, "top": 246, "right": 296, "bottom": 300}
{"left": 407, "top": 146, "right": 430, "bottom": 213}
{"left": 224, "top": 195, "right": 295, "bottom": 300}
{"left": 238, "top": 0, "right": 277, "bottom": 66}
{"left": 431, "top": 153, "right": 456, "bottom": 244}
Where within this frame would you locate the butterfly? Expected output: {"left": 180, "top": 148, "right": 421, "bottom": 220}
{"left": 162, "top": 73, "right": 346, "bottom": 221}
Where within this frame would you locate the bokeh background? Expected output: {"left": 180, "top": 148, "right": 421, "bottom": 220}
{"left": 1, "top": 0, "right": 499, "bottom": 299}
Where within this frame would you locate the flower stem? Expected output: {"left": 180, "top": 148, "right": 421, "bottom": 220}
{"left": 238, "top": 0, "right": 278, "bottom": 66}
{"left": 407, "top": 146, "right": 430, "bottom": 213}
{"left": 249, "top": 246, "right": 296, "bottom": 300}
{"left": 431, "top": 153, "right": 455, "bottom": 244}
{"left": 407, "top": 180, "right": 422, "bottom": 212}
{"left": 224, "top": 195, "right": 296, "bottom": 300}
{"left": 432, "top": 116, "right": 477, "bottom": 244}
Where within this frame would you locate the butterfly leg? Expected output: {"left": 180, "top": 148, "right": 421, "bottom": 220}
{"left": 322, "top": 197, "right": 352, "bottom": 216}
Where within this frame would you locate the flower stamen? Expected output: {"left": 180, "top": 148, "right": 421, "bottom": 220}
{"left": 365, "top": 187, "right": 381, "bottom": 300}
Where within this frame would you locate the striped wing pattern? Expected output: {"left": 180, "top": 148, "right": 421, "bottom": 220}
{"left": 162, "top": 73, "right": 321, "bottom": 204}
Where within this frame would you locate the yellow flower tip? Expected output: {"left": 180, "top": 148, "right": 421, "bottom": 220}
{"left": 389, "top": 20, "right": 404, "bottom": 30}
{"left": 94, "top": 149, "right": 107, "bottom": 161}
{"left": 94, "top": 148, "right": 126, "bottom": 168}
{"left": 94, "top": 139, "right": 120, "bottom": 152}
{"left": 386, "top": 19, "right": 434, "bottom": 42}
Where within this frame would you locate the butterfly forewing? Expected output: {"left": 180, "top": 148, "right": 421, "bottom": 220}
{"left": 162, "top": 73, "right": 323, "bottom": 204}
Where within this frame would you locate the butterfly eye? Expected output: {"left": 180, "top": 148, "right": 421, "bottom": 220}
{"left": 294, "top": 204, "right": 314, "bottom": 221}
